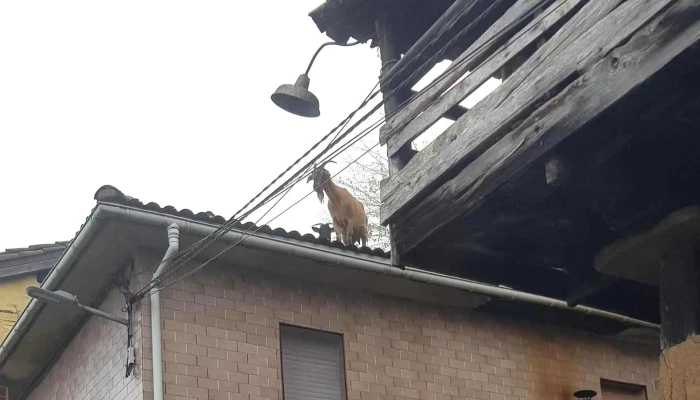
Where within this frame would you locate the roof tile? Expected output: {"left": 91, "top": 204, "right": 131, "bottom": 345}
{"left": 93, "top": 185, "right": 389, "bottom": 258}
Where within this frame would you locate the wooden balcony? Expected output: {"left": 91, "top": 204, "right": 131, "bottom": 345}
{"left": 373, "top": 0, "right": 700, "bottom": 320}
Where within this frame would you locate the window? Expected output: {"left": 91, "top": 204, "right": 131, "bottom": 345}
{"left": 280, "top": 325, "right": 347, "bottom": 400}
{"left": 600, "top": 379, "right": 647, "bottom": 400}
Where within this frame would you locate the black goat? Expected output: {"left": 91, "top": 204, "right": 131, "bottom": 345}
{"left": 311, "top": 222, "right": 334, "bottom": 241}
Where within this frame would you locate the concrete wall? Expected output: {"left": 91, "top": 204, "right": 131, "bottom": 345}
{"left": 25, "top": 289, "right": 146, "bottom": 400}
{"left": 138, "top": 262, "right": 659, "bottom": 400}
{"left": 0, "top": 275, "right": 38, "bottom": 342}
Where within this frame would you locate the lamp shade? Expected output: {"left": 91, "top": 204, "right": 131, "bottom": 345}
{"left": 271, "top": 74, "right": 320, "bottom": 118}
{"left": 26, "top": 286, "right": 78, "bottom": 305}
{"left": 573, "top": 390, "right": 597, "bottom": 400}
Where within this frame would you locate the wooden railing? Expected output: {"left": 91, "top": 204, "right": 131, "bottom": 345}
{"left": 379, "top": 0, "right": 700, "bottom": 254}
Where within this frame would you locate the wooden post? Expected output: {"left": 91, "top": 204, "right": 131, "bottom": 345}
{"left": 660, "top": 242, "right": 699, "bottom": 350}
{"left": 658, "top": 241, "right": 700, "bottom": 400}
{"left": 377, "top": 13, "right": 412, "bottom": 268}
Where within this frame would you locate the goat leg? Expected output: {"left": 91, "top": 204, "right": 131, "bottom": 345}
{"left": 345, "top": 219, "right": 354, "bottom": 246}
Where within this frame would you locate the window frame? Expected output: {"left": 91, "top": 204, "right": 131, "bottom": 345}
{"left": 600, "top": 378, "right": 648, "bottom": 400}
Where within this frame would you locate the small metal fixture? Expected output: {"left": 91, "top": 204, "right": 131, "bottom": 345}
{"left": 271, "top": 38, "right": 370, "bottom": 118}
{"left": 573, "top": 390, "right": 598, "bottom": 400}
{"left": 27, "top": 286, "right": 128, "bottom": 325}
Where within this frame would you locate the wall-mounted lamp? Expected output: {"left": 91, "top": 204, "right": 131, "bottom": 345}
{"left": 271, "top": 38, "right": 370, "bottom": 118}
{"left": 573, "top": 390, "right": 598, "bottom": 400}
{"left": 26, "top": 286, "right": 128, "bottom": 326}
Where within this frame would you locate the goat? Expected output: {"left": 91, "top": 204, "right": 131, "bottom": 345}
{"left": 307, "top": 161, "right": 369, "bottom": 247}
{"left": 311, "top": 222, "right": 334, "bottom": 241}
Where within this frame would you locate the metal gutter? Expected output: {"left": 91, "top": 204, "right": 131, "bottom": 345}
{"left": 0, "top": 201, "right": 659, "bottom": 372}
{"left": 98, "top": 203, "right": 659, "bottom": 330}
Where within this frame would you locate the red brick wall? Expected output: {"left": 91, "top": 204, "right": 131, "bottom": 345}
{"left": 138, "top": 264, "right": 659, "bottom": 400}
{"left": 26, "top": 289, "right": 145, "bottom": 400}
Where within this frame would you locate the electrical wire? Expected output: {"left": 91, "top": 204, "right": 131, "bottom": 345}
{"left": 134, "top": 0, "right": 557, "bottom": 299}
{"left": 147, "top": 175, "right": 296, "bottom": 294}
{"left": 238, "top": 0, "right": 555, "bottom": 212}
{"left": 235, "top": 0, "right": 553, "bottom": 221}
{"left": 148, "top": 137, "right": 386, "bottom": 295}
{"left": 135, "top": 0, "right": 555, "bottom": 298}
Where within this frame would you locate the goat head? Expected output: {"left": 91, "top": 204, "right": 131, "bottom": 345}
{"left": 311, "top": 222, "right": 334, "bottom": 241}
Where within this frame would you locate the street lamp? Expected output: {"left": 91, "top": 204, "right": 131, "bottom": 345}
{"left": 26, "top": 286, "right": 128, "bottom": 326}
{"left": 271, "top": 38, "right": 370, "bottom": 118}
{"left": 573, "top": 390, "right": 598, "bottom": 400}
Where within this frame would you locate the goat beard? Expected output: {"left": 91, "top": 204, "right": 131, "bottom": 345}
{"left": 316, "top": 189, "right": 325, "bottom": 203}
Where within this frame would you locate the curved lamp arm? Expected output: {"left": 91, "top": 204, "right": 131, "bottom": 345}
{"left": 305, "top": 37, "right": 371, "bottom": 76}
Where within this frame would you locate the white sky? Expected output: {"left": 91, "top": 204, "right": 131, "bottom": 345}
{"left": 0, "top": 1, "right": 499, "bottom": 250}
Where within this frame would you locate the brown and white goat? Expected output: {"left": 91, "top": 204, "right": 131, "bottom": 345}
{"left": 307, "top": 162, "right": 369, "bottom": 247}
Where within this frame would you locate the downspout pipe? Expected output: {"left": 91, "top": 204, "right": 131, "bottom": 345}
{"left": 100, "top": 204, "right": 659, "bottom": 330}
{"left": 151, "top": 223, "right": 179, "bottom": 400}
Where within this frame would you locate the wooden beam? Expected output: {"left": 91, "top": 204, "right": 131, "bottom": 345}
{"left": 380, "top": 0, "right": 553, "bottom": 145}
{"left": 660, "top": 242, "right": 700, "bottom": 350}
{"left": 410, "top": 90, "right": 469, "bottom": 121}
{"left": 390, "top": 0, "right": 700, "bottom": 254}
{"left": 381, "top": 0, "right": 580, "bottom": 151}
{"left": 377, "top": 13, "right": 411, "bottom": 270}
{"left": 380, "top": 0, "right": 675, "bottom": 224}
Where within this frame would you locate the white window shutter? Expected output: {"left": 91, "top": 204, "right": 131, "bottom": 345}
{"left": 280, "top": 325, "right": 347, "bottom": 400}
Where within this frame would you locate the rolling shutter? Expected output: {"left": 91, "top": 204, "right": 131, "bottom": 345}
{"left": 280, "top": 325, "right": 346, "bottom": 400}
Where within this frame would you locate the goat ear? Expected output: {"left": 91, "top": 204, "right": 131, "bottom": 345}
{"left": 312, "top": 226, "right": 320, "bottom": 232}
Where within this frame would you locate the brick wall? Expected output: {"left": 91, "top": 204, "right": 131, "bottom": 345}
{"left": 138, "top": 263, "right": 659, "bottom": 400}
{"left": 26, "top": 289, "right": 145, "bottom": 400}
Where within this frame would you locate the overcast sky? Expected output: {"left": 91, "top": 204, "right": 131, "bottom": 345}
{"left": 0, "top": 1, "right": 499, "bottom": 250}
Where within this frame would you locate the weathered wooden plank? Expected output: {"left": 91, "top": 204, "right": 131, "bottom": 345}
{"left": 380, "top": 0, "right": 482, "bottom": 91}
{"left": 380, "top": 0, "right": 672, "bottom": 224}
{"left": 379, "top": 0, "right": 550, "bottom": 145}
{"left": 383, "top": 0, "right": 579, "bottom": 155}
{"left": 392, "top": 0, "right": 700, "bottom": 254}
